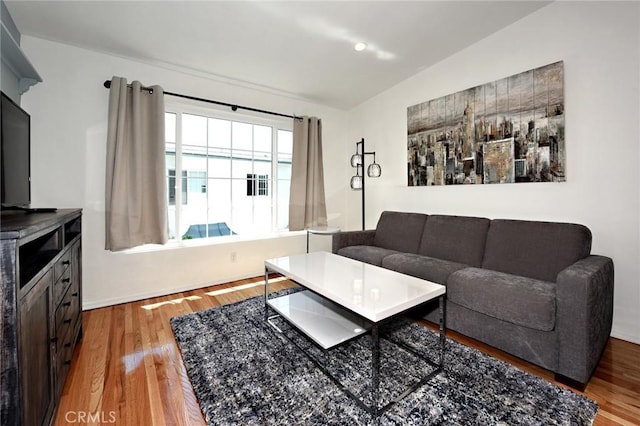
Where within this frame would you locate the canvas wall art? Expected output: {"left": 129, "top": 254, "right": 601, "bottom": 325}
{"left": 407, "top": 61, "right": 564, "bottom": 186}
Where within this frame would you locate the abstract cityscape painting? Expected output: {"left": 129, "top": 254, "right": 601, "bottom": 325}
{"left": 407, "top": 61, "right": 564, "bottom": 186}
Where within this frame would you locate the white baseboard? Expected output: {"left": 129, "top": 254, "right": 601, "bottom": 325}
{"left": 610, "top": 329, "right": 640, "bottom": 345}
{"left": 81, "top": 273, "right": 260, "bottom": 310}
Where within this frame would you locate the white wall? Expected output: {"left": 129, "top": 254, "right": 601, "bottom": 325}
{"left": 19, "top": 2, "right": 640, "bottom": 344}
{"left": 347, "top": 2, "right": 640, "bottom": 344}
{"left": 20, "top": 36, "right": 350, "bottom": 309}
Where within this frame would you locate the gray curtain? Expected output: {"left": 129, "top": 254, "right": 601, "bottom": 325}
{"left": 105, "top": 77, "right": 168, "bottom": 251}
{"left": 289, "top": 116, "right": 327, "bottom": 231}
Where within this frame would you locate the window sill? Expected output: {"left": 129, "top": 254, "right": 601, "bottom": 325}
{"left": 119, "top": 230, "right": 306, "bottom": 254}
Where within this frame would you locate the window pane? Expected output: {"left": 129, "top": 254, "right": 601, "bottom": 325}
{"left": 254, "top": 160, "right": 270, "bottom": 176}
{"left": 182, "top": 155, "right": 207, "bottom": 178}
{"left": 166, "top": 153, "right": 176, "bottom": 172}
{"left": 208, "top": 178, "right": 232, "bottom": 233}
{"left": 278, "top": 129, "right": 292, "bottom": 155}
{"left": 167, "top": 154, "right": 176, "bottom": 209}
{"left": 180, "top": 195, "right": 209, "bottom": 240}
{"left": 183, "top": 113, "right": 207, "bottom": 147}
{"left": 277, "top": 178, "right": 290, "bottom": 230}
{"left": 277, "top": 128, "right": 292, "bottom": 213}
{"left": 168, "top": 169, "right": 188, "bottom": 236}
{"left": 189, "top": 171, "right": 207, "bottom": 194}
{"left": 208, "top": 156, "right": 230, "bottom": 179}
{"left": 208, "top": 118, "right": 231, "bottom": 149}
{"left": 232, "top": 157, "right": 253, "bottom": 179}
{"left": 168, "top": 205, "right": 177, "bottom": 239}
{"left": 166, "top": 113, "right": 177, "bottom": 143}
{"left": 277, "top": 163, "right": 291, "bottom": 180}
{"left": 230, "top": 179, "right": 253, "bottom": 234}
{"left": 254, "top": 125, "right": 272, "bottom": 162}
{"left": 182, "top": 156, "right": 207, "bottom": 209}
{"left": 253, "top": 195, "right": 272, "bottom": 230}
{"left": 232, "top": 122, "right": 252, "bottom": 155}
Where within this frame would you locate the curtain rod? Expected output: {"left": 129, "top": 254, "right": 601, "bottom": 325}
{"left": 103, "top": 80, "right": 302, "bottom": 120}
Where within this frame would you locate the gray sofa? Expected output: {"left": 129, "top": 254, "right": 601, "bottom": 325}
{"left": 332, "top": 211, "right": 614, "bottom": 389}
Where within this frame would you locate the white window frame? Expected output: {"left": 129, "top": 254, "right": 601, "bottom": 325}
{"left": 165, "top": 100, "right": 293, "bottom": 241}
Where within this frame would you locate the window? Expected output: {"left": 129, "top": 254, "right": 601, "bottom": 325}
{"left": 165, "top": 108, "right": 292, "bottom": 240}
{"left": 246, "top": 174, "right": 269, "bottom": 196}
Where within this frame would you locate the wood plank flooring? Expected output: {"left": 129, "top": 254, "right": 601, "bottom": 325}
{"left": 54, "top": 276, "right": 640, "bottom": 425}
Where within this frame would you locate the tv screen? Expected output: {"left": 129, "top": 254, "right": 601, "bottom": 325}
{"left": 1, "top": 91, "right": 31, "bottom": 208}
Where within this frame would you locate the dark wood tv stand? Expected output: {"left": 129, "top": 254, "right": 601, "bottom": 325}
{"left": 1, "top": 209, "right": 83, "bottom": 426}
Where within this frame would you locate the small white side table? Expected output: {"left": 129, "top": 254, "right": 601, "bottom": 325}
{"left": 306, "top": 226, "right": 341, "bottom": 253}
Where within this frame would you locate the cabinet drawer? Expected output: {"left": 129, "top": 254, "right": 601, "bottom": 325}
{"left": 55, "top": 290, "right": 74, "bottom": 338}
{"left": 56, "top": 328, "right": 75, "bottom": 369}
{"left": 54, "top": 304, "right": 79, "bottom": 398}
{"left": 54, "top": 278, "right": 80, "bottom": 350}
{"left": 55, "top": 333, "right": 74, "bottom": 397}
{"left": 67, "top": 280, "right": 81, "bottom": 334}
{"left": 54, "top": 249, "right": 72, "bottom": 282}
{"left": 53, "top": 266, "right": 72, "bottom": 305}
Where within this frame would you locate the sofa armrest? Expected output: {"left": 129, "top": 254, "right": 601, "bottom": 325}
{"left": 556, "top": 255, "right": 614, "bottom": 385}
{"left": 332, "top": 230, "right": 376, "bottom": 253}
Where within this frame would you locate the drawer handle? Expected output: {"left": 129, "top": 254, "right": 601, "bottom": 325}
{"left": 72, "top": 292, "right": 79, "bottom": 297}
{"left": 62, "top": 260, "right": 71, "bottom": 266}
{"left": 50, "top": 337, "right": 58, "bottom": 344}
{"left": 64, "top": 343, "right": 72, "bottom": 348}
{"left": 64, "top": 360, "right": 71, "bottom": 365}
{"left": 62, "top": 278, "right": 71, "bottom": 283}
{"left": 64, "top": 319, "right": 72, "bottom": 324}
{"left": 62, "top": 301, "right": 71, "bottom": 307}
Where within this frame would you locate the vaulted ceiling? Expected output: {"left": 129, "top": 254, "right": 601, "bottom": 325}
{"left": 5, "top": 1, "right": 549, "bottom": 109}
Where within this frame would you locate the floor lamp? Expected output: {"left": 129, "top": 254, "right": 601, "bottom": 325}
{"left": 350, "top": 138, "right": 381, "bottom": 230}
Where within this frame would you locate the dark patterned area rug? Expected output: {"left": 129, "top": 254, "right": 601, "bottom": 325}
{"left": 170, "top": 290, "right": 597, "bottom": 425}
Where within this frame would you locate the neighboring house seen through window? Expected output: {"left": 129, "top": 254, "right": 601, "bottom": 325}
{"left": 165, "top": 108, "right": 292, "bottom": 240}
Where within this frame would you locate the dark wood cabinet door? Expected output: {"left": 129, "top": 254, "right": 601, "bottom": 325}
{"left": 18, "top": 270, "right": 54, "bottom": 426}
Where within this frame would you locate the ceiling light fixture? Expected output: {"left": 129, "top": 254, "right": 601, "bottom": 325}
{"left": 354, "top": 42, "right": 367, "bottom": 52}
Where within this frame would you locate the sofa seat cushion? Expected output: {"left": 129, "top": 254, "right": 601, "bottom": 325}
{"left": 448, "top": 267, "right": 556, "bottom": 332}
{"left": 381, "top": 253, "right": 468, "bottom": 284}
{"left": 337, "top": 245, "right": 399, "bottom": 266}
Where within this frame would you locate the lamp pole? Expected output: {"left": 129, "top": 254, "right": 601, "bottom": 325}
{"left": 356, "top": 138, "right": 379, "bottom": 230}
{"left": 357, "top": 138, "right": 366, "bottom": 230}
{"left": 350, "top": 138, "right": 380, "bottom": 231}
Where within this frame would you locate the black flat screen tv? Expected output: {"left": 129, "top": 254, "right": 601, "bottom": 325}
{"left": 1, "top": 90, "right": 31, "bottom": 208}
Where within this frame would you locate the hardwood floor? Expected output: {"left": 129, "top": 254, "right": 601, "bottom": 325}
{"left": 55, "top": 276, "right": 640, "bottom": 425}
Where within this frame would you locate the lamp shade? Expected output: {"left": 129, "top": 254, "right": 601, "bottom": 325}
{"left": 350, "top": 153, "right": 362, "bottom": 167}
{"left": 350, "top": 175, "right": 363, "bottom": 190}
{"left": 367, "top": 162, "right": 382, "bottom": 178}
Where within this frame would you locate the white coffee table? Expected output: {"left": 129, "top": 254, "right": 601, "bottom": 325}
{"left": 264, "top": 251, "right": 446, "bottom": 417}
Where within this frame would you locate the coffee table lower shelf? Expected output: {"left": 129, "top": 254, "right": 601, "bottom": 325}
{"left": 265, "top": 283, "right": 446, "bottom": 419}
{"left": 266, "top": 290, "right": 371, "bottom": 350}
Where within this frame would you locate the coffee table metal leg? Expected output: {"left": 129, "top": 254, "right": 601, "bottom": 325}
{"left": 264, "top": 266, "right": 286, "bottom": 332}
{"left": 439, "top": 295, "right": 446, "bottom": 366}
{"left": 371, "top": 323, "right": 380, "bottom": 417}
{"left": 264, "top": 266, "right": 270, "bottom": 320}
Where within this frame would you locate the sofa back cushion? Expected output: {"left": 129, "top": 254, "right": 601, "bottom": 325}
{"left": 482, "top": 219, "right": 592, "bottom": 282}
{"left": 418, "top": 215, "right": 490, "bottom": 267}
{"left": 373, "top": 211, "right": 428, "bottom": 253}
